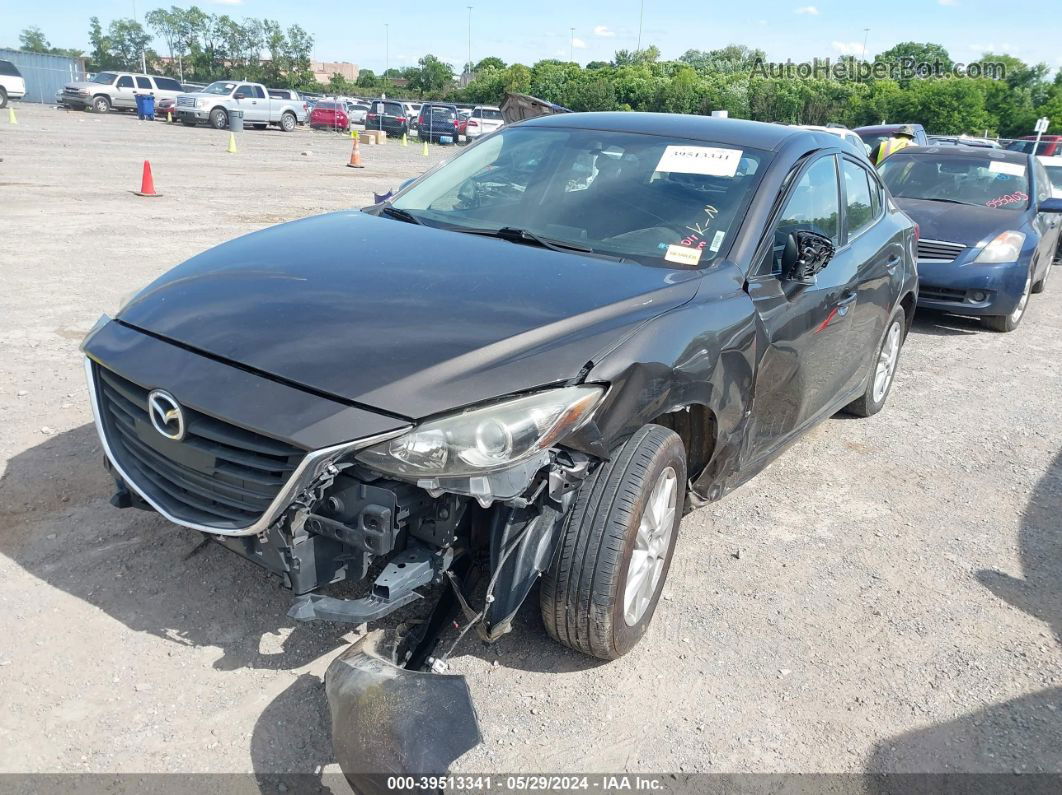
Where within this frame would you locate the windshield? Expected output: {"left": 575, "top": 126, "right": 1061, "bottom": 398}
{"left": 880, "top": 154, "right": 1029, "bottom": 210}
{"left": 391, "top": 126, "right": 768, "bottom": 267}
{"left": 92, "top": 72, "right": 117, "bottom": 84}
{"left": 202, "top": 81, "right": 236, "bottom": 95}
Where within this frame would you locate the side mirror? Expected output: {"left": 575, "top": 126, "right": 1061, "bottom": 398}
{"left": 780, "top": 230, "right": 836, "bottom": 282}
{"left": 234, "top": 92, "right": 246, "bottom": 100}
{"left": 1038, "top": 197, "right": 1062, "bottom": 213}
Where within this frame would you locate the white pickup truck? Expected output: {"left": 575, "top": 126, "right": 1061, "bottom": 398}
{"left": 175, "top": 80, "right": 307, "bottom": 131}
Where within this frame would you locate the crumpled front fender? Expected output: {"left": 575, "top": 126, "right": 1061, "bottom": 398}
{"left": 326, "top": 630, "right": 482, "bottom": 794}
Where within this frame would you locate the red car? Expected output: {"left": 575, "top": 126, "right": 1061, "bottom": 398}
{"left": 155, "top": 97, "right": 177, "bottom": 120}
{"left": 309, "top": 101, "right": 350, "bottom": 131}
{"left": 1006, "top": 135, "right": 1062, "bottom": 156}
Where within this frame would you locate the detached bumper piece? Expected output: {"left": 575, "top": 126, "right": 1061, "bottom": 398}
{"left": 326, "top": 630, "right": 482, "bottom": 795}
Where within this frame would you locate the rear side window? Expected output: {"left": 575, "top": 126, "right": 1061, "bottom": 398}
{"left": 0, "top": 60, "right": 22, "bottom": 77}
{"left": 842, "top": 159, "right": 875, "bottom": 239}
{"left": 481, "top": 109, "right": 503, "bottom": 120}
{"left": 116, "top": 76, "right": 133, "bottom": 88}
{"left": 778, "top": 156, "right": 841, "bottom": 243}
{"left": 269, "top": 90, "right": 290, "bottom": 99}
{"left": 154, "top": 77, "right": 181, "bottom": 91}
{"left": 135, "top": 76, "right": 152, "bottom": 89}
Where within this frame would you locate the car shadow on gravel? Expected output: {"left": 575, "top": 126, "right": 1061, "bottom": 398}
{"left": 909, "top": 309, "right": 987, "bottom": 337}
{"left": 865, "top": 450, "right": 1062, "bottom": 782}
{"left": 0, "top": 423, "right": 400, "bottom": 673}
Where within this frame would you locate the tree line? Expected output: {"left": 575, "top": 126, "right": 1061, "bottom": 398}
{"left": 9, "top": 14, "right": 1062, "bottom": 138}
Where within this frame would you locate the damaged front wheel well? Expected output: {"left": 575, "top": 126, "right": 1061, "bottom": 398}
{"left": 649, "top": 404, "right": 717, "bottom": 484}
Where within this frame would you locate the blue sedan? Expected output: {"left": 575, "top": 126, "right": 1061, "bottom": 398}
{"left": 880, "top": 146, "right": 1062, "bottom": 331}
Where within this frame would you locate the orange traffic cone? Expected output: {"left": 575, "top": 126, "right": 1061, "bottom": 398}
{"left": 134, "top": 160, "right": 162, "bottom": 197}
{"left": 346, "top": 136, "right": 365, "bottom": 169}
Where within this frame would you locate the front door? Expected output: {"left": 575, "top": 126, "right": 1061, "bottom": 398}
{"left": 743, "top": 153, "right": 866, "bottom": 465}
{"left": 113, "top": 74, "right": 136, "bottom": 108}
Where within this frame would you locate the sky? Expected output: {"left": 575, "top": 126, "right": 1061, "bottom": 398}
{"left": 7, "top": 0, "right": 1058, "bottom": 75}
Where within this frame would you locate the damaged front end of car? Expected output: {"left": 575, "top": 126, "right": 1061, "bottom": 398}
{"left": 83, "top": 330, "right": 604, "bottom": 785}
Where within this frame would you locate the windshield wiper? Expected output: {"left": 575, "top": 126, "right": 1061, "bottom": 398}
{"left": 379, "top": 206, "right": 423, "bottom": 225}
{"left": 909, "top": 197, "right": 985, "bottom": 207}
{"left": 452, "top": 226, "right": 632, "bottom": 262}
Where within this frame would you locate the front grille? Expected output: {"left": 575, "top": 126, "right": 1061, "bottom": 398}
{"left": 919, "top": 285, "right": 968, "bottom": 303}
{"left": 175, "top": 96, "right": 196, "bottom": 108}
{"left": 93, "top": 363, "right": 306, "bottom": 529}
{"left": 917, "top": 239, "right": 967, "bottom": 261}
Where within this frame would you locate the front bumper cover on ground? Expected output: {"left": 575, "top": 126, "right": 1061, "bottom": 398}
{"left": 326, "top": 630, "right": 482, "bottom": 794}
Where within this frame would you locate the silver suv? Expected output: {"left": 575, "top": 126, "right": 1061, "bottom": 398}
{"left": 61, "top": 72, "right": 184, "bottom": 113}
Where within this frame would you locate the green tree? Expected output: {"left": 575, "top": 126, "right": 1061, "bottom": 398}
{"left": 407, "top": 54, "right": 455, "bottom": 96}
{"left": 474, "top": 56, "right": 505, "bottom": 72}
{"left": 19, "top": 26, "right": 50, "bottom": 52}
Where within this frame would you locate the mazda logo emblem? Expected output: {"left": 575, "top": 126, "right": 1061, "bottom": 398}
{"left": 147, "top": 389, "right": 186, "bottom": 441}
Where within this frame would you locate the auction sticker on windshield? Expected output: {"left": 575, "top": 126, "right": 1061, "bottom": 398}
{"left": 656, "top": 145, "right": 742, "bottom": 177}
{"left": 989, "top": 161, "right": 1025, "bottom": 177}
{"left": 664, "top": 244, "right": 703, "bottom": 266}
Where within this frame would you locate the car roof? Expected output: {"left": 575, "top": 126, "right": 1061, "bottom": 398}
{"left": 892, "top": 145, "right": 1029, "bottom": 163}
{"left": 1037, "top": 155, "right": 1062, "bottom": 166}
{"left": 520, "top": 112, "right": 813, "bottom": 151}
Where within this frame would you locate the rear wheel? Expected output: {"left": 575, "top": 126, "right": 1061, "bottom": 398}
{"left": 540, "top": 425, "right": 685, "bottom": 660}
{"left": 845, "top": 305, "right": 906, "bottom": 417}
{"left": 92, "top": 95, "right": 111, "bottom": 113}
{"left": 279, "top": 112, "right": 296, "bottom": 132}
{"left": 984, "top": 270, "right": 1032, "bottom": 332}
{"left": 209, "top": 107, "right": 228, "bottom": 130}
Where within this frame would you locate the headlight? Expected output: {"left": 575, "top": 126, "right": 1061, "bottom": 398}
{"left": 356, "top": 385, "right": 604, "bottom": 479}
{"left": 974, "top": 231, "right": 1025, "bottom": 263}
{"left": 196, "top": 98, "right": 207, "bottom": 108}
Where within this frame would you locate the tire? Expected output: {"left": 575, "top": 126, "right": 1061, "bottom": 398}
{"left": 0, "top": 88, "right": 7, "bottom": 109}
{"left": 540, "top": 425, "right": 686, "bottom": 660}
{"left": 209, "top": 107, "right": 228, "bottom": 130}
{"left": 92, "top": 95, "right": 111, "bottom": 113}
{"left": 1032, "top": 257, "right": 1052, "bottom": 294}
{"left": 983, "top": 269, "right": 1032, "bottom": 332}
{"left": 279, "top": 112, "right": 296, "bottom": 132}
{"left": 844, "top": 305, "right": 906, "bottom": 417}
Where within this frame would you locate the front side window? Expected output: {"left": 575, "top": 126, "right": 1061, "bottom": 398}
{"left": 116, "top": 76, "right": 133, "bottom": 88}
{"left": 1034, "top": 162, "right": 1052, "bottom": 203}
{"left": 235, "top": 84, "right": 254, "bottom": 97}
{"left": 252, "top": 85, "right": 266, "bottom": 99}
{"left": 842, "top": 159, "right": 875, "bottom": 238}
{"left": 391, "top": 127, "right": 769, "bottom": 268}
{"left": 777, "top": 155, "right": 841, "bottom": 243}
{"left": 881, "top": 154, "right": 1030, "bottom": 210}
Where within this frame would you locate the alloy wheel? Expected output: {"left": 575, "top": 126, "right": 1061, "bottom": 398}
{"left": 872, "top": 320, "right": 902, "bottom": 404}
{"left": 623, "top": 466, "right": 678, "bottom": 626}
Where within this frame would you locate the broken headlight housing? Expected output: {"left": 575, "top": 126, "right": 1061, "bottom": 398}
{"left": 356, "top": 386, "right": 604, "bottom": 505}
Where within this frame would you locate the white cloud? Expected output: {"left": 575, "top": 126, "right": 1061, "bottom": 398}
{"left": 593, "top": 25, "right": 615, "bottom": 38}
{"left": 969, "top": 42, "right": 1013, "bottom": 53}
{"left": 795, "top": 5, "right": 820, "bottom": 14}
{"left": 938, "top": 0, "right": 959, "bottom": 5}
{"left": 572, "top": 37, "right": 587, "bottom": 49}
{"left": 832, "top": 41, "right": 865, "bottom": 56}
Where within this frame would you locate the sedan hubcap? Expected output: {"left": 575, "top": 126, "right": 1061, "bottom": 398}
{"left": 623, "top": 466, "right": 678, "bottom": 626}
{"left": 1010, "top": 274, "right": 1032, "bottom": 323}
{"left": 872, "top": 320, "right": 902, "bottom": 403}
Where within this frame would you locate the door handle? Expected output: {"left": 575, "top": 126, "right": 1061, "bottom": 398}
{"left": 885, "top": 254, "right": 901, "bottom": 271}
{"left": 837, "top": 292, "right": 858, "bottom": 307}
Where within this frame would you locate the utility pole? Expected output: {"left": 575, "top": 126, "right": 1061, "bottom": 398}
{"left": 637, "top": 0, "right": 644, "bottom": 53}
{"left": 133, "top": 0, "right": 147, "bottom": 73}
{"left": 570, "top": 27, "right": 575, "bottom": 63}
{"left": 861, "top": 27, "right": 870, "bottom": 62}
{"left": 384, "top": 23, "right": 389, "bottom": 94}
{"left": 467, "top": 6, "right": 474, "bottom": 81}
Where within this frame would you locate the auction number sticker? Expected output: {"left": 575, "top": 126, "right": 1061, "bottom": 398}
{"left": 655, "top": 145, "right": 742, "bottom": 177}
{"left": 664, "top": 244, "right": 703, "bottom": 265}
{"left": 989, "top": 161, "right": 1025, "bottom": 177}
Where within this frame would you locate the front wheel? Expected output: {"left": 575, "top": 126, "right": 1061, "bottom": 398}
{"left": 540, "top": 425, "right": 686, "bottom": 661}
{"left": 845, "top": 305, "right": 906, "bottom": 417}
{"left": 279, "top": 112, "right": 296, "bottom": 132}
{"left": 92, "top": 95, "right": 111, "bottom": 113}
{"left": 209, "top": 107, "right": 228, "bottom": 130}
{"left": 983, "top": 270, "right": 1032, "bottom": 332}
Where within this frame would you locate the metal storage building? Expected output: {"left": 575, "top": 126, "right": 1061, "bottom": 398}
{"left": 0, "top": 48, "right": 87, "bottom": 104}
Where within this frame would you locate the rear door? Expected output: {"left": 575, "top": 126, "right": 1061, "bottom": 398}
{"left": 837, "top": 156, "right": 902, "bottom": 394}
{"left": 743, "top": 153, "right": 866, "bottom": 464}
{"left": 113, "top": 74, "right": 136, "bottom": 108}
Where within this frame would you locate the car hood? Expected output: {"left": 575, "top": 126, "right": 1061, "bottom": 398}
{"left": 118, "top": 211, "right": 701, "bottom": 419}
{"left": 64, "top": 81, "right": 104, "bottom": 91}
{"left": 892, "top": 197, "right": 1025, "bottom": 247}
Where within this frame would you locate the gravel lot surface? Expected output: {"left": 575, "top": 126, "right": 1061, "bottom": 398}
{"left": 1, "top": 103, "right": 1059, "bottom": 788}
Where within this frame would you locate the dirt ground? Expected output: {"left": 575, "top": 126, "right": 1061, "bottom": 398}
{"left": 1, "top": 103, "right": 1060, "bottom": 787}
